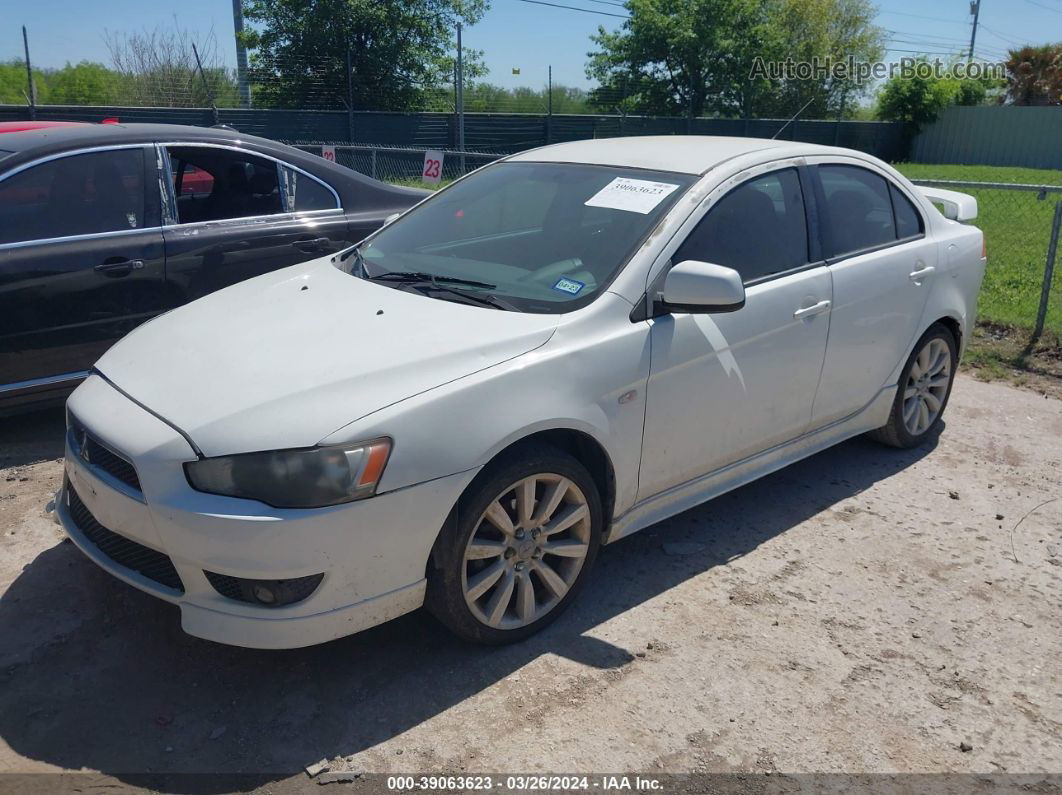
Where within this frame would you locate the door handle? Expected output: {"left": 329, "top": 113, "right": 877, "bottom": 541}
{"left": 94, "top": 258, "right": 144, "bottom": 277}
{"left": 293, "top": 237, "right": 330, "bottom": 253}
{"left": 793, "top": 300, "right": 831, "bottom": 319}
{"left": 909, "top": 265, "right": 936, "bottom": 282}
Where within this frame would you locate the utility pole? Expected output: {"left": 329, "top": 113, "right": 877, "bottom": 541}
{"left": 456, "top": 22, "right": 465, "bottom": 175}
{"left": 968, "top": 0, "right": 981, "bottom": 62}
{"left": 232, "top": 0, "right": 251, "bottom": 107}
{"left": 22, "top": 26, "right": 36, "bottom": 120}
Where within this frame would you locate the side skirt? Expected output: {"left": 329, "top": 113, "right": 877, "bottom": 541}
{"left": 605, "top": 385, "right": 896, "bottom": 544}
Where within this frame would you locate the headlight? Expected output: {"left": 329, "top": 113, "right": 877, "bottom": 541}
{"left": 184, "top": 438, "right": 392, "bottom": 508}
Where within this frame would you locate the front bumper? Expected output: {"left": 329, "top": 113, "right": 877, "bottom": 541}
{"left": 58, "top": 374, "right": 478, "bottom": 649}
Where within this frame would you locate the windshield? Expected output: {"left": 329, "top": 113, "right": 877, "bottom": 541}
{"left": 339, "top": 161, "right": 695, "bottom": 313}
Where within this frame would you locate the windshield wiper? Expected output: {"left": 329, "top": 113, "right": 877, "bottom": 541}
{"left": 367, "top": 271, "right": 497, "bottom": 290}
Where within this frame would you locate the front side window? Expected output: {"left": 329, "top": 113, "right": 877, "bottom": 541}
{"left": 0, "top": 148, "right": 145, "bottom": 245}
{"left": 339, "top": 162, "right": 695, "bottom": 314}
{"left": 280, "top": 166, "right": 339, "bottom": 212}
{"left": 818, "top": 164, "right": 898, "bottom": 258}
{"left": 674, "top": 167, "right": 809, "bottom": 283}
{"left": 167, "top": 146, "right": 282, "bottom": 224}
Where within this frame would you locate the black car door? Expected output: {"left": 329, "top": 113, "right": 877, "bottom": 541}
{"left": 0, "top": 144, "right": 166, "bottom": 391}
{"left": 159, "top": 144, "right": 355, "bottom": 304}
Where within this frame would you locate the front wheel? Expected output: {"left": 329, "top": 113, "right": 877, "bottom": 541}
{"left": 869, "top": 323, "right": 957, "bottom": 449}
{"left": 426, "top": 443, "right": 603, "bottom": 644}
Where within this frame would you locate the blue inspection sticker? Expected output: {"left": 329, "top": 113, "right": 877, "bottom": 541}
{"left": 552, "top": 277, "right": 585, "bottom": 295}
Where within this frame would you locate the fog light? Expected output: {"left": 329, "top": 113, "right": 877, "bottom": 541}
{"left": 204, "top": 571, "right": 324, "bottom": 607}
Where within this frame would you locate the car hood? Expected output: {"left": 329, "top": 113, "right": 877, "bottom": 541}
{"left": 95, "top": 260, "right": 559, "bottom": 457}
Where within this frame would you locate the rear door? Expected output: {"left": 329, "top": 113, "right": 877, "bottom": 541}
{"left": 159, "top": 143, "right": 353, "bottom": 304}
{"left": 0, "top": 145, "right": 165, "bottom": 391}
{"left": 807, "top": 160, "right": 936, "bottom": 427}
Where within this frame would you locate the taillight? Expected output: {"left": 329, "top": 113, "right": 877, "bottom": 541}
{"left": 981, "top": 235, "right": 987, "bottom": 259}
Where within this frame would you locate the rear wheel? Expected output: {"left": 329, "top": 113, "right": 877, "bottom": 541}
{"left": 869, "top": 323, "right": 957, "bottom": 449}
{"left": 426, "top": 443, "right": 602, "bottom": 644}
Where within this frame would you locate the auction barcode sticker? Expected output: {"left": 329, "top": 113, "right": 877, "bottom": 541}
{"left": 584, "top": 177, "right": 680, "bottom": 214}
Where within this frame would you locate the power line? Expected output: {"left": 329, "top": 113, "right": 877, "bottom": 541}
{"left": 879, "top": 10, "right": 968, "bottom": 24}
{"left": 511, "top": 0, "right": 629, "bottom": 18}
{"left": 1023, "top": 0, "right": 1062, "bottom": 13}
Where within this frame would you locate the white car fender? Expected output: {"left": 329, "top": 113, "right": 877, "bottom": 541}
{"left": 319, "top": 293, "right": 651, "bottom": 518}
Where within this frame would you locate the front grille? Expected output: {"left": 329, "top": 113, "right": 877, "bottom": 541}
{"left": 69, "top": 413, "right": 142, "bottom": 493}
{"left": 204, "top": 571, "right": 323, "bottom": 606}
{"left": 67, "top": 484, "right": 184, "bottom": 593}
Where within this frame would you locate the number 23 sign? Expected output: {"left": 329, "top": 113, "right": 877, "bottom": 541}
{"left": 422, "top": 150, "right": 444, "bottom": 184}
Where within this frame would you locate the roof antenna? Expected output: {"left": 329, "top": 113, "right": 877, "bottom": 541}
{"left": 771, "top": 97, "right": 816, "bottom": 140}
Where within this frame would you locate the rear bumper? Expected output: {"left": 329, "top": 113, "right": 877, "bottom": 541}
{"left": 58, "top": 374, "right": 478, "bottom": 649}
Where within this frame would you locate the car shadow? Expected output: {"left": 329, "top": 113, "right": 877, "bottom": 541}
{"left": 0, "top": 406, "right": 66, "bottom": 468}
{"left": 0, "top": 429, "right": 940, "bottom": 790}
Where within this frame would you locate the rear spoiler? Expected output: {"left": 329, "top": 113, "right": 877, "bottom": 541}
{"left": 917, "top": 186, "right": 978, "bottom": 222}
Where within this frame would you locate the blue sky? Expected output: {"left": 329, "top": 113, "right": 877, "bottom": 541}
{"left": 3, "top": 0, "right": 1057, "bottom": 91}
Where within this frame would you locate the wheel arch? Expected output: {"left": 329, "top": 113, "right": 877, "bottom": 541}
{"left": 427, "top": 426, "right": 618, "bottom": 575}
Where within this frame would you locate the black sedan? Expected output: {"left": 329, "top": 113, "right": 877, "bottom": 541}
{"left": 0, "top": 123, "right": 427, "bottom": 413}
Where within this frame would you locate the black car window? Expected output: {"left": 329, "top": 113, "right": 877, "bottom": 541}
{"left": 674, "top": 167, "right": 809, "bottom": 283}
{"left": 279, "top": 166, "right": 339, "bottom": 212}
{"left": 818, "top": 164, "right": 897, "bottom": 258}
{"left": 890, "top": 182, "right": 924, "bottom": 240}
{"left": 0, "top": 148, "right": 145, "bottom": 245}
{"left": 167, "top": 146, "right": 282, "bottom": 224}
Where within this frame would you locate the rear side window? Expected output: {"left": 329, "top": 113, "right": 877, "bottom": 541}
{"left": 890, "top": 183, "right": 924, "bottom": 240}
{"left": 674, "top": 167, "right": 809, "bottom": 283}
{"left": 280, "top": 166, "right": 339, "bottom": 212}
{"left": 167, "top": 146, "right": 282, "bottom": 224}
{"left": 818, "top": 165, "right": 898, "bottom": 258}
{"left": 0, "top": 148, "right": 145, "bottom": 245}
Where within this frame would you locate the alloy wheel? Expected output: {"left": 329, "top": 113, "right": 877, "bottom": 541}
{"left": 902, "top": 337, "right": 952, "bottom": 436}
{"left": 461, "top": 473, "right": 591, "bottom": 630}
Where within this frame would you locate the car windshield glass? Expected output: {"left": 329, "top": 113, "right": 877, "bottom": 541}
{"left": 337, "top": 162, "right": 695, "bottom": 313}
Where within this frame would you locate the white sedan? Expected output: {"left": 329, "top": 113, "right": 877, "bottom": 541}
{"left": 57, "top": 136, "right": 985, "bottom": 647}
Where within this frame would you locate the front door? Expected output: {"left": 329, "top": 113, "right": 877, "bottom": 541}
{"left": 638, "top": 166, "right": 832, "bottom": 501}
{"left": 0, "top": 145, "right": 166, "bottom": 388}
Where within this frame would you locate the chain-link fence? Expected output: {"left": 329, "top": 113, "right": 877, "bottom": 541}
{"left": 909, "top": 179, "right": 1062, "bottom": 338}
{"left": 292, "top": 142, "right": 502, "bottom": 185}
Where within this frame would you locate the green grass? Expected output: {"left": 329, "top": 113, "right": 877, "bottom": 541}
{"left": 894, "top": 163, "right": 1062, "bottom": 186}
{"left": 894, "top": 163, "right": 1062, "bottom": 334}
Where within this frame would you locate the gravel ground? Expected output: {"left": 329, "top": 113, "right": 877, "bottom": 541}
{"left": 0, "top": 375, "right": 1059, "bottom": 792}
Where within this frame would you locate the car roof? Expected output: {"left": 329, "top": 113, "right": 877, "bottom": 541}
{"left": 0, "top": 122, "right": 267, "bottom": 155}
{"left": 506, "top": 135, "right": 846, "bottom": 176}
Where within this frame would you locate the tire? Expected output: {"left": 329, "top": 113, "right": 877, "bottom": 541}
{"left": 426, "top": 442, "right": 603, "bottom": 644}
{"left": 868, "top": 323, "right": 958, "bottom": 449}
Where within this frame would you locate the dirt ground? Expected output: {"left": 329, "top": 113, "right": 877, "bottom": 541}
{"left": 0, "top": 374, "right": 1060, "bottom": 792}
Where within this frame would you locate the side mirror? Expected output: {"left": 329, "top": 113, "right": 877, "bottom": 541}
{"left": 660, "top": 260, "right": 745, "bottom": 314}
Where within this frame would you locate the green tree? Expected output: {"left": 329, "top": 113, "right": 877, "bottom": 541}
{"left": 0, "top": 60, "right": 50, "bottom": 105}
{"left": 587, "top": 0, "right": 769, "bottom": 117}
{"left": 755, "top": 0, "right": 884, "bottom": 118}
{"left": 1004, "top": 44, "right": 1062, "bottom": 106}
{"left": 875, "top": 59, "right": 1002, "bottom": 135}
{"left": 240, "top": 0, "right": 487, "bottom": 111}
{"left": 585, "top": 0, "right": 884, "bottom": 118}
{"left": 47, "top": 62, "right": 122, "bottom": 105}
